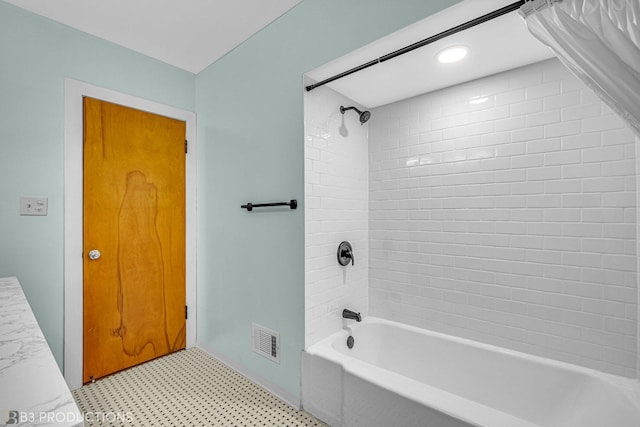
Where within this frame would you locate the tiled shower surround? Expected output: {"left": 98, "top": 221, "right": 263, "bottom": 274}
{"left": 368, "top": 58, "right": 638, "bottom": 377}
{"left": 304, "top": 85, "right": 369, "bottom": 347}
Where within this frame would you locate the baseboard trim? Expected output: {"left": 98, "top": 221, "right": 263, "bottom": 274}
{"left": 197, "top": 343, "right": 300, "bottom": 410}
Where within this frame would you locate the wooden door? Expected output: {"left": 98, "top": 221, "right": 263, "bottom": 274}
{"left": 83, "top": 97, "right": 186, "bottom": 383}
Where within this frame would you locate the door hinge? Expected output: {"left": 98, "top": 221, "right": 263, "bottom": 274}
{"left": 185, "top": 305, "right": 188, "bottom": 319}
{"left": 185, "top": 140, "right": 188, "bottom": 154}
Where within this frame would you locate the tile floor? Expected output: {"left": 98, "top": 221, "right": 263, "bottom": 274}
{"left": 72, "top": 348, "right": 326, "bottom": 426}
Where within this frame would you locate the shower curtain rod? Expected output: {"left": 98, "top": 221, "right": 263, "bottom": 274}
{"left": 305, "top": 0, "right": 526, "bottom": 92}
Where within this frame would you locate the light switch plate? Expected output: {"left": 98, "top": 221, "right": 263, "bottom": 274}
{"left": 20, "top": 197, "right": 48, "bottom": 216}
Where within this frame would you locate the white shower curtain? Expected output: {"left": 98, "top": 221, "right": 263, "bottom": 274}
{"left": 519, "top": 0, "right": 640, "bottom": 136}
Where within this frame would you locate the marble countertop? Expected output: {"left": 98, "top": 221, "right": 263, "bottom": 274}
{"left": 0, "top": 277, "right": 83, "bottom": 426}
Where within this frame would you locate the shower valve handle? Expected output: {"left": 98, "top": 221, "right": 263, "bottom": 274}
{"left": 342, "top": 248, "right": 354, "bottom": 265}
{"left": 337, "top": 241, "right": 354, "bottom": 266}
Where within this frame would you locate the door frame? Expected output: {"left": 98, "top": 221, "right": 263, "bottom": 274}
{"left": 63, "top": 79, "right": 197, "bottom": 390}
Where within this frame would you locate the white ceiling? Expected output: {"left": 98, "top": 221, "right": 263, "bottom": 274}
{"left": 305, "top": 0, "right": 555, "bottom": 108}
{"left": 5, "top": 0, "right": 554, "bottom": 96}
{"left": 3, "top": 0, "right": 302, "bottom": 74}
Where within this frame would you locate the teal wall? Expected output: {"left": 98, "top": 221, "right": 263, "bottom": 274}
{"left": 195, "top": 0, "right": 462, "bottom": 399}
{"left": 0, "top": 1, "right": 195, "bottom": 368}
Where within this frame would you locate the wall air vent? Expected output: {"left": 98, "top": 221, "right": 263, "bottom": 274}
{"left": 251, "top": 323, "right": 280, "bottom": 364}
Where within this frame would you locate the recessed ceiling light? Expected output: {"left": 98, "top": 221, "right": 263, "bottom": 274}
{"left": 436, "top": 46, "right": 468, "bottom": 64}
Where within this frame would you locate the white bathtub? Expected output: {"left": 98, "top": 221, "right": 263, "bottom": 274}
{"left": 302, "top": 317, "right": 640, "bottom": 427}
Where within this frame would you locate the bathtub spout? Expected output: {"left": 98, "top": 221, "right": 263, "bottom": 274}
{"left": 342, "top": 309, "right": 361, "bottom": 322}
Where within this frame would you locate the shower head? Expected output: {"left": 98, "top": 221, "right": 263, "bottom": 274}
{"left": 340, "top": 105, "right": 371, "bottom": 125}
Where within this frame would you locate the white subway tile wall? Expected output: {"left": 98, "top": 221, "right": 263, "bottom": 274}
{"left": 304, "top": 86, "right": 369, "bottom": 347}
{"left": 636, "top": 135, "right": 640, "bottom": 379}
{"left": 369, "top": 59, "right": 638, "bottom": 377}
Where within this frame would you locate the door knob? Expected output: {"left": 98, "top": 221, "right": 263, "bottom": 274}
{"left": 88, "top": 249, "right": 101, "bottom": 260}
